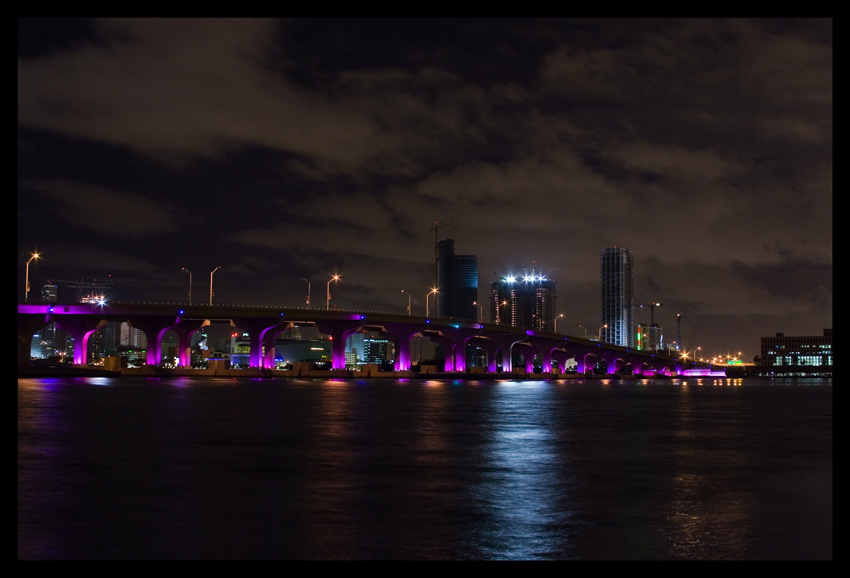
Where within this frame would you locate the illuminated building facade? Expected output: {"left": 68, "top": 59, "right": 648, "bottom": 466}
{"left": 490, "top": 272, "right": 557, "bottom": 331}
{"left": 346, "top": 331, "right": 394, "bottom": 365}
{"left": 760, "top": 329, "right": 833, "bottom": 369}
{"left": 601, "top": 247, "right": 634, "bottom": 347}
{"left": 437, "top": 239, "right": 478, "bottom": 320}
{"left": 637, "top": 323, "right": 663, "bottom": 352}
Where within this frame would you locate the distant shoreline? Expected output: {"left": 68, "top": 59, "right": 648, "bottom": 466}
{"left": 18, "top": 365, "right": 829, "bottom": 380}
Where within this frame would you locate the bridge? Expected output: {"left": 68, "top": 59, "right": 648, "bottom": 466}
{"left": 18, "top": 301, "right": 712, "bottom": 376}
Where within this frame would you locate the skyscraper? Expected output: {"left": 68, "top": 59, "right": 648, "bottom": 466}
{"left": 490, "top": 271, "right": 557, "bottom": 331}
{"left": 437, "top": 239, "right": 478, "bottom": 319}
{"left": 600, "top": 247, "right": 634, "bottom": 347}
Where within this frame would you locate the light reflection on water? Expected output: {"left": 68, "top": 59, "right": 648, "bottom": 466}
{"left": 474, "top": 381, "right": 566, "bottom": 560}
{"left": 17, "top": 376, "right": 832, "bottom": 560}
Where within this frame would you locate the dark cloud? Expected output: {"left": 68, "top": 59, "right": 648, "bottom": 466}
{"left": 17, "top": 18, "right": 832, "bottom": 360}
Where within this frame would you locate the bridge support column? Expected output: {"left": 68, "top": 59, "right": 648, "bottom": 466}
{"left": 128, "top": 316, "right": 186, "bottom": 367}
{"left": 315, "top": 320, "right": 363, "bottom": 370}
{"left": 18, "top": 313, "right": 52, "bottom": 366}
{"left": 54, "top": 318, "right": 107, "bottom": 365}
{"left": 514, "top": 342, "right": 539, "bottom": 373}
{"left": 383, "top": 325, "right": 421, "bottom": 371}
{"left": 439, "top": 327, "right": 483, "bottom": 372}
{"left": 487, "top": 335, "right": 523, "bottom": 373}
{"left": 471, "top": 338, "right": 500, "bottom": 372}
{"left": 262, "top": 322, "right": 292, "bottom": 369}
{"left": 231, "top": 318, "right": 292, "bottom": 369}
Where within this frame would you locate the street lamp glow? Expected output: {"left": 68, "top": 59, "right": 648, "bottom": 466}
{"left": 496, "top": 300, "right": 508, "bottom": 324}
{"left": 301, "top": 278, "right": 310, "bottom": 307}
{"left": 209, "top": 266, "right": 221, "bottom": 306}
{"left": 598, "top": 324, "right": 608, "bottom": 341}
{"left": 554, "top": 313, "right": 564, "bottom": 333}
{"left": 182, "top": 268, "right": 192, "bottom": 304}
{"left": 473, "top": 301, "right": 483, "bottom": 322}
{"left": 426, "top": 288, "right": 437, "bottom": 317}
{"left": 24, "top": 252, "right": 39, "bottom": 302}
{"left": 326, "top": 274, "right": 340, "bottom": 310}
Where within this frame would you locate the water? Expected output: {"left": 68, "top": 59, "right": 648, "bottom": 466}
{"left": 17, "top": 376, "right": 832, "bottom": 560}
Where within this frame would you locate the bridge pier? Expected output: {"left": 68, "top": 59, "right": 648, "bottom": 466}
{"left": 127, "top": 315, "right": 186, "bottom": 367}
{"left": 18, "top": 313, "right": 52, "bottom": 366}
{"left": 315, "top": 320, "right": 363, "bottom": 370}
{"left": 486, "top": 334, "right": 525, "bottom": 373}
{"left": 382, "top": 324, "right": 422, "bottom": 371}
{"left": 438, "top": 327, "right": 483, "bottom": 372}
{"left": 54, "top": 318, "right": 107, "bottom": 365}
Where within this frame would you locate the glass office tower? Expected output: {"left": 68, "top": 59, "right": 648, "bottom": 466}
{"left": 600, "top": 247, "right": 634, "bottom": 347}
{"left": 437, "top": 239, "right": 478, "bottom": 320}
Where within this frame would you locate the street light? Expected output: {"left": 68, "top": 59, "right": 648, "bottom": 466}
{"left": 554, "top": 313, "right": 564, "bottom": 333}
{"left": 182, "top": 267, "right": 192, "bottom": 304}
{"left": 24, "top": 252, "right": 39, "bottom": 302}
{"left": 496, "top": 300, "right": 508, "bottom": 324}
{"left": 301, "top": 278, "right": 310, "bottom": 307}
{"left": 473, "top": 301, "right": 483, "bottom": 322}
{"left": 426, "top": 288, "right": 437, "bottom": 317}
{"left": 326, "top": 274, "right": 340, "bottom": 310}
{"left": 402, "top": 290, "right": 411, "bottom": 315}
{"left": 598, "top": 324, "right": 608, "bottom": 341}
{"left": 209, "top": 266, "right": 221, "bottom": 306}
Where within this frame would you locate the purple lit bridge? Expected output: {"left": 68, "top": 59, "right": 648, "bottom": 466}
{"left": 18, "top": 302, "right": 711, "bottom": 376}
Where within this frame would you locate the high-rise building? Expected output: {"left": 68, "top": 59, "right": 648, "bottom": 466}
{"left": 490, "top": 271, "right": 557, "bottom": 331}
{"left": 637, "top": 323, "right": 663, "bottom": 352}
{"left": 601, "top": 247, "right": 634, "bottom": 347}
{"left": 38, "top": 284, "right": 59, "bottom": 358}
{"left": 41, "top": 283, "right": 58, "bottom": 302}
{"left": 437, "top": 239, "right": 478, "bottom": 319}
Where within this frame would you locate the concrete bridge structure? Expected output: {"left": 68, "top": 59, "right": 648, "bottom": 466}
{"left": 18, "top": 301, "right": 711, "bottom": 376}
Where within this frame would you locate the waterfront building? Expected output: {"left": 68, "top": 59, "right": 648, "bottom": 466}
{"left": 273, "top": 338, "right": 332, "bottom": 368}
{"left": 346, "top": 331, "right": 394, "bottom": 366}
{"left": 760, "top": 329, "right": 833, "bottom": 374}
{"left": 637, "top": 323, "right": 663, "bottom": 352}
{"left": 437, "top": 239, "right": 478, "bottom": 320}
{"left": 41, "top": 283, "right": 58, "bottom": 302}
{"left": 600, "top": 247, "right": 634, "bottom": 347}
{"left": 34, "top": 284, "right": 60, "bottom": 358}
{"left": 490, "top": 271, "right": 557, "bottom": 331}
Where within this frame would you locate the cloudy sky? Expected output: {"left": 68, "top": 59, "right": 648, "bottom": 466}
{"left": 18, "top": 18, "right": 832, "bottom": 361}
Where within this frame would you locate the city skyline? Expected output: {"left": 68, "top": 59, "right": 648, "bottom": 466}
{"left": 18, "top": 19, "right": 832, "bottom": 361}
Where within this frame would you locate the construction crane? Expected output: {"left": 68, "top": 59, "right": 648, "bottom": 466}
{"left": 637, "top": 302, "right": 663, "bottom": 325}
{"left": 429, "top": 221, "right": 452, "bottom": 291}
{"left": 46, "top": 276, "right": 136, "bottom": 302}
{"left": 676, "top": 313, "right": 686, "bottom": 352}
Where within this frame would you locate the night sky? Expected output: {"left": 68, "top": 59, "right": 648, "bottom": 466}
{"left": 17, "top": 18, "right": 832, "bottom": 361}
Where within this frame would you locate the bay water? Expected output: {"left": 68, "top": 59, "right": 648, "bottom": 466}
{"left": 18, "top": 376, "right": 832, "bottom": 560}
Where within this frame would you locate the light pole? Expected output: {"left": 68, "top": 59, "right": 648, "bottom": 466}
{"left": 24, "top": 252, "right": 39, "bottom": 302}
{"left": 554, "top": 313, "right": 564, "bottom": 333}
{"left": 496, "top": 300, "right": 508, "bottom": 325}
{"left": 301, "top": 278, "right": 310, "bottom": 307}
{"left": 182, "top": 267, "right": 192, "bottom": 304}
{"left": 326, "top": 274, "right": 340, "bottom": 310}
{"left": 473, "top": 301, "right": 483, "bottom": 322}
{"left": 402, "top": 290, "right": 411, "bottom": 315}
{"left": 426, "top": 288, "right": 437, "bottom": 317}
{"left": 209, "top": 266, "right": 221, "bottom": 306}
{"left": 598, "top": 324, "right": 608, "bottom": 341}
